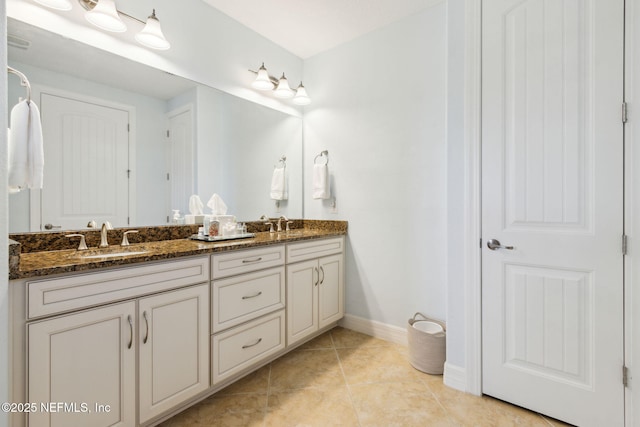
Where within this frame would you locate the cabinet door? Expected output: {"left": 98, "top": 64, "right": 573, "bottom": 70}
{"left": 286, "top": 259, "right": 319, "bottom": 346}
{"left": 139, "top": 284, "right": 210, "bottom": 424}
{"left": 28, "top": 301, "right": 136, "bottom": 427}
{"left": 318, "top": 253, "right": 344, "bottom": 329}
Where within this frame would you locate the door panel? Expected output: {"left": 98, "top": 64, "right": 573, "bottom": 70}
{"left": 40, "top": 93, "right": 129, "bottom": 230}
{"left": 481, "top": 0, "right": 624, "bottom": 426}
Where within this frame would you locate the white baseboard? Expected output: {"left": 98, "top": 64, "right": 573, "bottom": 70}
{"left": 443, "top": 362, "right": 466, "bottom": 392}
{"left": 338, "top": 314, "right": 408, "bottom": 346}
{"left": 339, "top": 314, "right": 468, "bottom": 393}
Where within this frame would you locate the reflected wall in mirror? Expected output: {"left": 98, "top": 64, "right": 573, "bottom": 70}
{"left": 7, "top": 18, "right": 303, "bottom": 233}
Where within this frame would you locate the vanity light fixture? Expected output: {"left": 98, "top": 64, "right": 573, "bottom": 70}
{"left": 292, "top": 82, "right": 311, "bottom": 106}
{"left": 135, "top": 9, "right": 170, "bottom": 50}
{"left": 249, "top": 63, "right": 311, "bottom": 105}
{"left": 85, "top": 0, "right": 127, "bottom": 33}
{"left": 33, "top": 0, "right": 73, "bottom": 11}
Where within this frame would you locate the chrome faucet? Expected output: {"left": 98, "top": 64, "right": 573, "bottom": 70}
{"left": 277, "top": 215, "right": 289, "bottom": 232}
{"left": 99, "top": 223, "right": 109, "bottom": 248}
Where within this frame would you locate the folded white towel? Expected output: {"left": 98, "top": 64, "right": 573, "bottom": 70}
{"left": 9, "top": 100, "right": 44, "bottom": 190}
{"left": 312, "top": 163, "right": 330, "bottom": 199}
{"left": 270, "top": 167, "right": 288, "bottom": 200}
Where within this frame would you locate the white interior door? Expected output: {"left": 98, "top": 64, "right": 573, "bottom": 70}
{"left": 481, "top": 1, "right": 624, "bottom": 426}
{"left": 167, "top": 107, "right": 194, "bottom": 218}
{"left": 39, "top": 93, "right": 130, "bottom": 230}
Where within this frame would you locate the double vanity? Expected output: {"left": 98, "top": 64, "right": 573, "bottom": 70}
{"left": 7, "top": 220, "right": 347, "bottom": 427}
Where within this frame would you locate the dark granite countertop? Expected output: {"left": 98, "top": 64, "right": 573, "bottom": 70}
{"left": 9, "top": 220, "right": 347, "bottom": 280}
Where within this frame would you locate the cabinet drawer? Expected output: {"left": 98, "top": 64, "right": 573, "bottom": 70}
{"left": 212, "top": 245, "right": 285, "bottom": 278}
{"left": 28, "top": 257, "right": 209, "bottom": 319}
{"left": 212, "top": 267, "right": 285, "bottom": 333}
{"left": 286, "top": 237, "right": 344, "bottom": 263}
{"left": 212, "top": 310, "right": 285, "bottom": 384}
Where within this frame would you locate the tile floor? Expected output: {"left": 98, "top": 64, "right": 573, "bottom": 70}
{"left": 159, "top": 327, "right": 572, "bottom": 427}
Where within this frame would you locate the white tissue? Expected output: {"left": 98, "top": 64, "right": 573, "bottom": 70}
{"left": 188, "top": 195, "right": 204, "bottom": 215}
{"left": 207, "top": 193, "right": 228, "bottom": 215}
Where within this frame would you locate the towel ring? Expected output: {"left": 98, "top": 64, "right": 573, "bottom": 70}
{"left": 7, "top": 66, "right": 32, "bottom": 103}
{"left": 314, "top": 150, "right": 329, "bottom": 165}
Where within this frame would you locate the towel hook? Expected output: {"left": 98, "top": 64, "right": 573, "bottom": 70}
{"left": 7, "top": 66, "right": 32, "bottom": 103}
{"left": 314, "top": 150, "right": 329, "bottom": 165}
{"left": 275, "top": 155, "right": 286, "bottom": 169}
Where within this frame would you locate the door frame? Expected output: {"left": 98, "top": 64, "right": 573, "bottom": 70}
{"left": 461, "top": 0, "right": 633, "bottom": 423}
{"left": 29, "top": 85, "right": 137, "bottom": 231}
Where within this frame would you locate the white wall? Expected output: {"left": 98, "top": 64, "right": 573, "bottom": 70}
{"left": 303, "top": 3, "right": 448, "bottom": 328}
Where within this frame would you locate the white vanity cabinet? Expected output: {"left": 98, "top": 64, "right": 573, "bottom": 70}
{"left": 138, "top": 284, "right": 210, "bottom": 424}
{"left": 24, "top": 257, "right": 210, "bottom": 427}
{"left": 211, "top": 246, "right": 286, "bottom": 385}
{"left": 286, "top": 237, "right": 345, "bottom": 346}
{"left": 28, "top": 301, "right": 137, "bottom": 427}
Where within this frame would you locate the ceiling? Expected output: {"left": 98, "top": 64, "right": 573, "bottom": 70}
{"left": 202, "top": 0, "right": 443, "bottom": 59}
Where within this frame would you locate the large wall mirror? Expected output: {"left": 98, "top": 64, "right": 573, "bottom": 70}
{"left": 7, "top": 18, "right": 303, "bottom": 233}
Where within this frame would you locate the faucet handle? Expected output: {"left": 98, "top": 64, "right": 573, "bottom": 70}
{"left": 87, "top": 220, "right": 97, "bottom": 228}
{"left": 264, "top": 222, "right": 274, "bottom": 233}
{"left": 286, "top": 221, "right": 293, "bottom": 232}
{"left": 121, "top": 230, "right": 138, "bottom": 246}
{"left": 66, "top": 234, "right": 88, "bottom": 251}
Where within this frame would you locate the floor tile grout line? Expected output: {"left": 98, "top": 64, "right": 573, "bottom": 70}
{"left": 330, "top": 329, "right": 364, "bottom": 427}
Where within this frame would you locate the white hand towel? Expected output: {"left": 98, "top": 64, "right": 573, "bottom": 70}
{"left": 270, "top": 167, "right": 288, "bottom": 200}
{"left": 9, "top": 100, "right": 44, "bottom": 190}
{"left": 312, "top": 164, "right": 330, "bottom": 199}
{"left": 7, "top": 128, "right": 20, "bottom": 194}
{"left": 207, "top": 193, "right": 228, "bottom": 215}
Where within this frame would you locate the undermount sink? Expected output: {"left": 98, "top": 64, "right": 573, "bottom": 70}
{"left": 70, "top": 247, "right": 150, "bottom": 260}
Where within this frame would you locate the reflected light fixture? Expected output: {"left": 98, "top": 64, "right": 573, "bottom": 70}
{"left": 251, "top": 63, "right": 275, "bottom": 90}
{"left": 33, "top": 0, "right": 73, "bottom": 11}
{"left": 249, "top": 63, "right": 311, "bottom": 105}
{"left": 85, "top": 0, "right": 127, "bottom": 32}
{"left": 293, "top": 82, "right": 311, "bottom": 106}
{"left": 135, "top": 9, "right": 170, "bottom": 50}
{"left": 274, "top": 73, "right": 294, "bottom": 99}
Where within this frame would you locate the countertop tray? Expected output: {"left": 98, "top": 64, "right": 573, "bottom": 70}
{"left": 189, "top": 233, "right": 255, "bottom": 242}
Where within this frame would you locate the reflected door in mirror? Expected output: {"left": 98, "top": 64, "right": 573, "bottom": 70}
{"left": 40, "top": 92, "right": 130, "bottom": 230}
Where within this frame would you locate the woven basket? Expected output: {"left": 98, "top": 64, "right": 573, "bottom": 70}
{"left": 407, "top": 312, "right": 446, "bottom": 375}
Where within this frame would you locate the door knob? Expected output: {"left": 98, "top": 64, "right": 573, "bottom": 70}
{"left": 487, "top": 239, "right": 514, "bottom": 251}
{"left": 44, "top": 223, "right": 62, "bottom": 230}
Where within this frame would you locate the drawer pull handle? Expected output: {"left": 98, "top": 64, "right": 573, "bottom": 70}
{"left": 242, "top": 291, "right": 263, "bottom": 300}
{"left": 242, "top": 338, "right": 262, "bottom": 349}
{"left": 320, "top": 266, "right": 325, "bottom": 284}
{"left": 127, "top": 315, "right": 133, "bottom": 349}
{"left": 242, "top": 257, "right": 263, "bottom": 264}
{"left": 143, "top": 311, "right": 149, "bottom": 344}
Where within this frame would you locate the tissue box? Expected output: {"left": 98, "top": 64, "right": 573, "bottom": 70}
{"left": 185, "top": 214, "right": 205, "bottom": 225}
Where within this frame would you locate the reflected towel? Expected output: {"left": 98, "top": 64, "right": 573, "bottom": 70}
{"left": 207, "top": 193, "right": 228, "bottom": 215}
{"left": 270, "top": 167, "right": 288, "bottom": 200}
{"left": 312, "top": 164, "right": 330, "bottom": 199}
{"left": 9, "top": 100, "right": 44, "bottom": 190}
